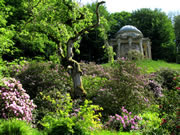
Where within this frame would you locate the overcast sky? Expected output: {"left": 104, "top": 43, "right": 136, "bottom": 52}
{"left": 80, "top": 0, "right": 180, "bottom": 14}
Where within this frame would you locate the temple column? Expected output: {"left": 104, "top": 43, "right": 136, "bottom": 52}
{"left": 128, "top": 38, "right": 132, "bottom": 49}
{"left": 139, "top": 39, "right": 144, "bottom": 56}
{"left": 147, "top": 41, "right": 152, "bottom": 59}
{"left": 117, "top": 39, "right": 121, "bottom": 58}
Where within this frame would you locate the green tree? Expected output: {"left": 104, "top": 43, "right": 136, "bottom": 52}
{"left": 108, "top": 11, "right": 132, "bottom": 38}
{"left": 0, "top": 0, "right": 16, "bottom": 59}
{"left": 22, "top": 0, "right": 105, "bottom": 99}
{"left": 131, "top": 8, "right": 176, "bottom": 61}
{"left": 174, "top": 15, "right": 180, "bottom": 63}
{"left": 174, "top": 15, "right": 180, "bottom": 40}
{"left": 1, "top": 0, "right": 106, "bottom": 98}
{"left": 1, "top": 0, "right": 45, "bottom": 60}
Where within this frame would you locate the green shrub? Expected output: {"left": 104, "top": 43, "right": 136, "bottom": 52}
{"left": 0, "top": 119, "right": 41, "bottom": 135}
{"left": 138, "top": 105, "right": 167, "bottom": 134}
{"left": 13, "top": 61, "right": 72, "bottom": 99}
{"left": 158, "top": 80, "right": 180, "bottom": 134}
{"left": 127, "top": 50, "right": 143, "bottom": 61}
{"left": 40, "top": 93, "right": 102, "bottom": 135}
{"left": 93, "top": 130, "right": 142, "bottom": 135}
{"left": 0, "top": 58, "right": 8, "bottom": 78}
{"left": 83, "top": 76, "right": 107, "bottom": 99}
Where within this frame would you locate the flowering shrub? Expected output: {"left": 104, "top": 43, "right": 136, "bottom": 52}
{"left": 0, "top": 78, "right": 36, "bottom": 122}
{"left": 8, "top": 61, "right": 73, "bottom": 127}
{"left": 148, "top": 79, "right": 163, "bottom": 97}
{"left": 105, "top": 107, "right": 142, "bottom": 131}
{"left": 5, "top": 58, "right": 28, "bottom": 77}
{"left": 80, "top": 62, "right": 111, "bottom": 79}
{"left": 93, "top": 59, "right": 154, "bottom": 117}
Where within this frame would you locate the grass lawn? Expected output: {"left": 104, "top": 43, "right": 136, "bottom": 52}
{"left": 136, "top": 59, "right": 180, "bottom": 73}
{"left": 93, "top": 130, "right": 142, "bottom": 135}
{"left": 102, "top": 59, "right": 180, "bottom": 73}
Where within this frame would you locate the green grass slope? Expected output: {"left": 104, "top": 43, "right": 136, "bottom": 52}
{"left": 102, "top": 59, "right": 180, "bottom": 73}
{"left": 136, "top": 60, "right": 180, "bottom": 73}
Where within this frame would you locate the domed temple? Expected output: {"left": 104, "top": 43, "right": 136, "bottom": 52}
{"left": 110, "top": 25, "right": 152, "bottom": 59}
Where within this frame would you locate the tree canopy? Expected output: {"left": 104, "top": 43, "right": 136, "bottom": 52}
{"left": 174, "top": 15, "right": 180, "bottom": 40}
{"left": 131, "top": 8, "right": 176, "bottom": 61}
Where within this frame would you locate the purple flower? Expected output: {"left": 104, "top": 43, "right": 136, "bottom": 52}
{"left": 0, "top": 78, "right": 36, "bottom": 122}
{"left": 123, "top": 115, "right": 128, "bottom": 120}
{"left": 122, "top": 106, "right": 128, "bottom": 113}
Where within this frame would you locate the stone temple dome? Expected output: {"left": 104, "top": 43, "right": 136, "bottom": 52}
{"left": 116, "top": 25, "right": 143, "bottom": 39}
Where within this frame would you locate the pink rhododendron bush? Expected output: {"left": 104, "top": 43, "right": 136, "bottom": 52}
{"left": 0, "top": 78, "right": 36, "bottom": 122}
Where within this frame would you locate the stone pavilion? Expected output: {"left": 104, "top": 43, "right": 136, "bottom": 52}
{"left": 110, "top": 25, "right": 152, "bottom": 59}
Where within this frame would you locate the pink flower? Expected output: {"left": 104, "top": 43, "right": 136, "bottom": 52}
{"left": 123, "top": 115, "right": 128, "bottom": 120}
{"left": 1, "top": 78, "right": 36, "bottom": 122}
{"left": 131, "top": 125, "right": 135, "bottom": 129}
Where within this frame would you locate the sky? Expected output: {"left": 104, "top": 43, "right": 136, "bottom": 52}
{"left": 80, "top": 0, "right": 180, "bottom": 14}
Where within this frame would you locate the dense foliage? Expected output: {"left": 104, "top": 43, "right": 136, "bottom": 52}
{"left": 40, "top": 93, "right": 102, "bottom": 135}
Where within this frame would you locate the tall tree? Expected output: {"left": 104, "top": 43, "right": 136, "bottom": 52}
{"left": 174, "top": 15, "right": 180, "bottom": 63}
{"left": 131, "top": 8, "right": 176, "bottom": 61}
{"left": 108, "top": 11, "right": 132, "bottom": 38}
